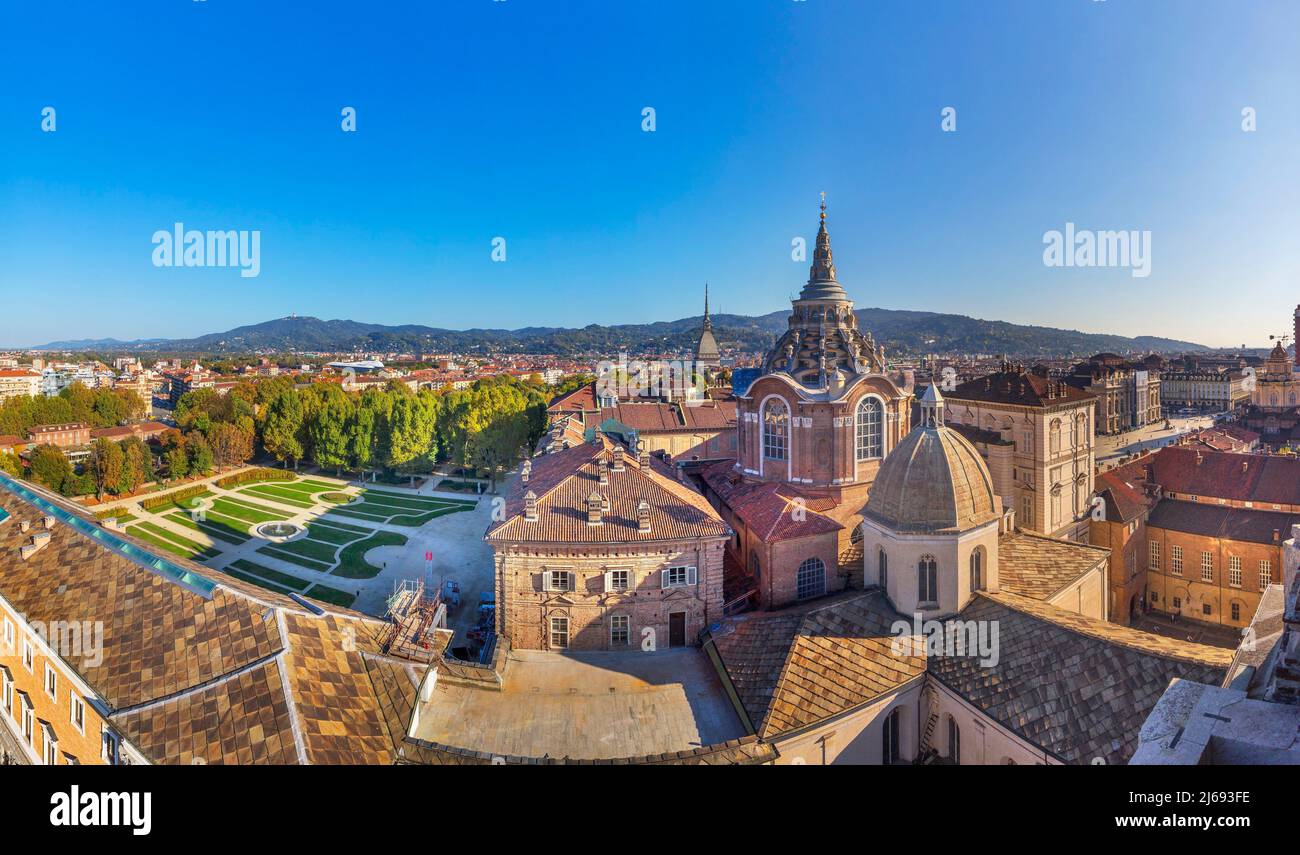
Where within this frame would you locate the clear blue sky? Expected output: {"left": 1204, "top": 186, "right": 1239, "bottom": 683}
{"left": 1, "top": 0, "right": 1296, "bottom": 348}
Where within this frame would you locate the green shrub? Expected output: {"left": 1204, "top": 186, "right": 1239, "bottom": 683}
{"left": 215, "top": 468, "right": 296, "bottom": 489}
{"left": 141, "top": 484, "right": 207, "bottom": 511}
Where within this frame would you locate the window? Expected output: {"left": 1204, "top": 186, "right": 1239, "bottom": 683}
{"left": 0, "top": 665, "right": 11, "bottom": 717}
{"left": 1149, "top": 541, "right": 1160, "bottom": 570}
{"left": 605, "top": 569, "right": 630, "bottom": 592}
{"left": 748, "top": 550, "right": 761, "bottom": 583}
{"left": 549, "top": 616, "right": 569, "bottom": 649}
{"left": 1202, "top": 603, "right": 1212, "bottom": 616}
{"left": 102, "top": 729, "right": 121, "bottom": 765}
{"left": 1172, "top": 596, "right": 1182, "bottom": 610}
{"left": 855, "top": 397, "right": 883, "bottom": 461}
{"left": 44, "top": 664, "right": 57, "bottom": 702}
{"left": 796, "top": 557, "right": 826, "bottom": 600}
{"left": 1260, "top": 560, "right": 1273, "bottom": 591}
{"left": 882, "top": 708, "right": 900, "bottom": 765}
{"left": 610, "top": 615, "right": 630, "bottom": 646}
{"left": 1020, "top": 494, "right": 1033, "bottom": 527}
{"left": 70, "top": 694, "right": 85, "bottom": 735}
{"left": 1200, "top": 552, "right": 1213, "bottom": 583}
{"left": 21, "top": 638, "right": 33, "bottom": 672}
{"left": 878, "top": 547, "right": 888, "bottom": 590}
{"left": 1170, "top": 545, "right": 1183, "bottom": 576}
{"left": 2, "top": 617, "right": 12, "bottom": 649}
{"left": 1049, "top": 419, "right": 1061, "bottom": 455}
{"left": 918, "top": 555, "right": 938, "bottom": 606}
{"left": 544, "top": 569, "right": 573, "bottom": 592}
{"left": 948, "top": 715, "right": 961, "bottom": 765}
{"left": 850, "top": 525, "right": 863, "bottom": 545}
{"left": 762, "top": 399, "right": 789, "bottom": 461}
{"left": 1228, "top": 556, "right": 1242, "bottom": 588}
{"left": 43, "top": 725, "right": 57, "bottom": 766}
{"left": 19, "top": 692, "right": 33, "bottom": 744}
{"left": 969, "top": 548, "right": 984, "bottom": 593}
{"left": 1231, "top": 602, "right": 1241, "bottom": 622}
{"left": 662, "top": 566, "right": 696, "bottom": 588}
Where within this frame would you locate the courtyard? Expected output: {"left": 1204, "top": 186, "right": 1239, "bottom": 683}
{"left": 90, "top": 468, "right": 492, "bottom": 613}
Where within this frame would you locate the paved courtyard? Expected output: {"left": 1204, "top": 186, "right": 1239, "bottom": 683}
{"left": 412, "top": 648, "right": 747, "bottom": 760}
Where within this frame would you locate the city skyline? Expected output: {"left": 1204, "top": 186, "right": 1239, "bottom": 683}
{"left": 2, "top": 1, "right": 1297, "bottom": 348}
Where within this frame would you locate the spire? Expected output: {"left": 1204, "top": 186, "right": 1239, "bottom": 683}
{"left": 920, "top": 383, "right": 945, "bottom": 428}
{"left": 703, "top": 283, "right": 712, "bottom": 331}
{"left": 798, "top": 192, "right": 849, "bottom": 302}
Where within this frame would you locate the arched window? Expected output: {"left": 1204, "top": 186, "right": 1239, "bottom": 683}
{"left": 762, "top": 399, "right": 788, "bottom": 461}
{"left": 948, "top": 715, "right": 961, "bottom": 764}
{"left": 882, "top": 708, "right": 900, "bottom": 765}
{"left": 855, "top": 397, "right": 883, "bottom": 461}
{"left": 748, "top": 549, "right": 761, "bottom": 584}
{"left": 917, "top": 555, "right": 938, "bottom": 606}
{"left": 796, "top": 557, "right": 826, "bottom": 600}
{"left": 969, "top": 548, "right": 983, "bottom": 592}
{"left": 850, "top": 525, "right": 863, "bottom": 545}
{"left": 878, "top": 547, "right": 889, "bottom": 590}
{"left": 1049, "top": 419, "right": 1062, "bottom": 455}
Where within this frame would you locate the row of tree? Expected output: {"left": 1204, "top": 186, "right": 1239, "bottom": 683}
{"left": 0, "top": 384, "right": 146, "bottom": 437}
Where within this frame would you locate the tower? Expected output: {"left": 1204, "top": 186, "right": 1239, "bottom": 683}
{"left": 694, "top": 283, "right": 721, "bottom": 372}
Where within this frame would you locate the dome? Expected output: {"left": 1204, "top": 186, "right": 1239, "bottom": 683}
{"left": 864, "top": 420, "right": 1000, "bottom": 535}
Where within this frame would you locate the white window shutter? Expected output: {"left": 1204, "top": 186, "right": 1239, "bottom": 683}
{"left": 660, "top": 569, "right": 669, "bottom": 590}
{"left": 688, "top": 566, "right": 698, "bottom": 585}
{"left": 603, "top": 572, "right": 612, "bottom": 593}
{"left": 542, "top": 572, "right": 552, "bottom": 592}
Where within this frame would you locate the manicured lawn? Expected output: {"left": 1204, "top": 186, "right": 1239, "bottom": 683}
{"left": 166, "top": 512, "right": 249, "bottom": 545}
{"left": 319, "top": 491, "right": 352, "bottom": 504}
{"left": 389, "top": 505, "right": 475, "bottom": 527}
{"left": 126, "top": 522, "right": 220, "bottom": 561}
{"left": 95, "top": 510, "right": 137, "bottom": 523}
{"left": 333, "top": 531, "right": 407, "bottom": 579}
{"left": 304, "top": 523, "right": 367, "bottom": 546}
{"left": 302, "top": 479, "right": 345, "bottom": 490}
{"left": 144, "top": 490, "right": 213, "bottom": 515}
{"left": 240, "top": 484, "right": 317, "bottom": 507}
{"left": 229, "top": 559, "right": 310, "bottom": 591}
{"left": 325, "top": 506, "right": 391, "bottom": 523}
{"left": 256, "top": 545, "right": 334, "bottom": 573}
{"left": 304, "top": 583, "right": 357, "bottom": 608}
{"left": 222, "top": 566, "right": 296, "bottom": 596}
{"left": 203, "top": 509, "right": 256, "bottom": 536}
{"left": 359, "top": 490, "right": 454, "bottom": 510}
{"left": 265, "top": 537, "right": 339, "bottom": 564}
{"left": 212, "top": 497, "right": 290, "bottom": 523}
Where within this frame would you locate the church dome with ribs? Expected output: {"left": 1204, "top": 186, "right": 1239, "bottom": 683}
{"left": 864, "top": 385, "right": 999, "bottom": 534}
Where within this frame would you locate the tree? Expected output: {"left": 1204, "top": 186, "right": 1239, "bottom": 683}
{"left": 260, "top": 390, "right": 305, "bottom": 467}
{"left": 87, "top": 437, "right": 125, "bottom": 499}
{"left": 187, "top": 433, "right": 214, "bottom": 475}
{"left": 166, "top": 444, "right": 189, "bottom": 482}
{"left": 210, "top": 422, "right": 254, "bottom": 470}
{"left": 28, "top": 444, "right": 71, "bottom": 493}
{"left": 0, "top": 451, "right": 22, "bottom": 477}
{"left": 386, "top": 393, "right": 437, "bottom": 472}
{"left": 309, "top": 389, "right": 354, "bottom": 475}
{"left": 119, "top": 437, "right": 152, "bottom": 495}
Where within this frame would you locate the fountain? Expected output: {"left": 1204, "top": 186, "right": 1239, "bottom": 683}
{"left": 256, "top": 521, "right": 303, "bottom": 542}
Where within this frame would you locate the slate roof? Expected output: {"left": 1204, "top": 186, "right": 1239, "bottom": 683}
{"left": 998, "top": 532, "right": 1110, "bottom": 601}
{"left": 948, "top": 368, "right": 1095, "bottom": 408}
{"left": 708, "top": 591, "right": 926, "bottom": 739}
{"left": 0, "top": 477, "right": 433, "bottom": 765}
{"left": 928, "top": 591, "right": 1232, "bottom": 765}
{"left": 1145, "top": 499, "right": 1300, "bottom": 545}
{"left": 486, "top": 435, "right": 729, "bottom": 544}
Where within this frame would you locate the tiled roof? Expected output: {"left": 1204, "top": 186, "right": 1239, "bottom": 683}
{"left": 702, "top": 462, "right": 843, "bottom": 543}
{"left": 1151, "top": 445, "right": 1300, "bottom": 505}
{"left": 864, "top": 425, "right": 1000, "bottom": 534}
{"left": 929, "top": 591, "right": 1231, "bottom": 764}
{"left": 486, "top": 436, "right": 729, "bottom": 544}
{"left": 398, "top": 734, "right": 777, "bottom": 765}
{"left": 0, "top": 479, "right": 428, "bottom": 765}
{"left": 998, "top": 532, "right": 1109, "bottom": 601}
{"left": 546, "top": 383, "right": 596, "bottom": 413}
{"left": 708, "top": 591, "right": 926, "bottom": 739}
{"left": 1095, "top": 459, "right": 1154, "bottom": 523}
{"left": 1145, "top": 499, "right": 1300, "bottom": 545}
{"left": 948, "top": 368, "right": 1094, "bottom": 407}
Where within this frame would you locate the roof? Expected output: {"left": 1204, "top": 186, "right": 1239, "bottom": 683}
{"left": 486, "top": 435, "right": 729, "bottom": 544}
{"left": 864, "top": 424, "right": 1000, "bottom": 534}
{"left": 546, "top": 383, "right": 597, "bottom": 414}
{"left": 948, "top": 367, "right": 1095, "bottom": 408}
{"left": 1151, "top": 445, "right": 1300, "bottom": 505}
{"left": 708, "top": 591, "right": 925, "bottom": 739}
{"left": 0, "top": 476, "right": 428, "bottom": 765}
{"left": 702, "top": 462, "right": 843, "bottom": 543}
{"left": 1145, "top": 499, "right": 1300, "bottom": 546}
{"left": 928, "top": 591, "right": 1232, "bottom": 765}
{"left": 997, "top": 531, "right": 1110, "bottom": 600}
{"left": 1094, "top": 459, "right": 1154, "bottom": 523}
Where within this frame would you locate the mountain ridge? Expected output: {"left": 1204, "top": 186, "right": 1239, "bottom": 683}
{"left": 23, "top": 309, "right": 1211, "bottom": 357}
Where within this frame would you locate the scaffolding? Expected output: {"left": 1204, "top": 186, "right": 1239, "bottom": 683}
{"left": 382, "top": 579, "right": 446, "bottom": 662}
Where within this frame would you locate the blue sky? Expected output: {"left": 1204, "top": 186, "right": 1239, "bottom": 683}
{"left": 1, "top": 0, "right": 1296, "bottom": 348}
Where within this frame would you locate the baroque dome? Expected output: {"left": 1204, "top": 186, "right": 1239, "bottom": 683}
{"left": 864, "top": 386, "right": 999, "bottom": 534}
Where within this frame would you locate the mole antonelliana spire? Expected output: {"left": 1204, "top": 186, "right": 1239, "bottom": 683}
{"left": 694, "top": 282, "right": 721, "bottom": 371}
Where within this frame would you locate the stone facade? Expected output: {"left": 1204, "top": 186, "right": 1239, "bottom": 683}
{"left": 1064, "top": 353, "right": 1162, "bottom": 435}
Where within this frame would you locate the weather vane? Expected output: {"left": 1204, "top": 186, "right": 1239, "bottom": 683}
{"left": 819, "top": 191, "right": 826, "bottom": 219}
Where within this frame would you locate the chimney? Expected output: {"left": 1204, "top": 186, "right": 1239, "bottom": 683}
{"left": 1273, "top": 528, "right": 1281, "bottom": 544}
{"left": 597, "top": 458, "right": 609, "bottom": 485}
{"left": 586, "top": 491, "right": 604, "bottom": 526}
{"left": 638, "top": 448, "right": 651, "bottom": 468}
{"left": 521, "top": 459, "right": 532, "bottom": 485}
{"left": 637, "top": 500, "right": 651, "bottom": 533}
{"left": 523, "top": 490, "right": 538, "bottom": 521}
{"left": 611, "top": 445, "right": 625, "bottom": 472}
{"left": 43, "top": 515, "right": 55, "bottom": 530}
{"left": 1195, "top": 451, "right": 1203, "bottom": 466}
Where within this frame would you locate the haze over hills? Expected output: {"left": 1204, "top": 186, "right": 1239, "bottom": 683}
{"left": 24, "top": 309, "right": 1211, "bottom": 358}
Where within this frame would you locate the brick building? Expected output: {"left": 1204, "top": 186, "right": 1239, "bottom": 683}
{"left": 486, "top": 436, "right": 730, "bottom": 651}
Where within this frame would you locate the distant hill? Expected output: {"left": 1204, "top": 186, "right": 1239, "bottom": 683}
{"left": 25, "top": 310, "right": 1210, "bottom": 358}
